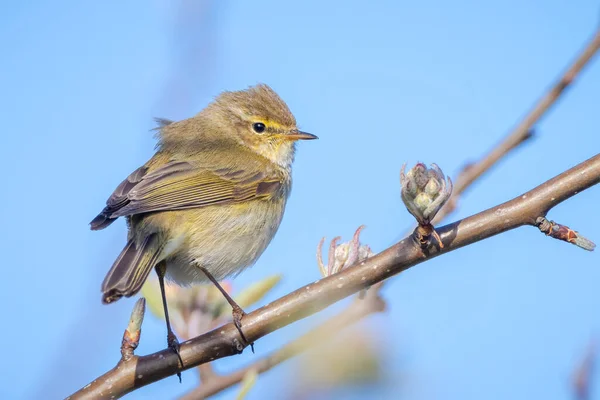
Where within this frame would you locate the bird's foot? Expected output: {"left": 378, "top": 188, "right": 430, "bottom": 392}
{"left": 167, "top": 330, "right": 184, "bottom": 382}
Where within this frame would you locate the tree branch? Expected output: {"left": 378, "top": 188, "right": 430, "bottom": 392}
{"left": 431, "top": 28, "right": 600, "bottom": 224}
{"left": 68, "top": 152, "right": 600, "bottom": 399}
{"left": 179, "top": 282, "right": 386, "bottom": 399}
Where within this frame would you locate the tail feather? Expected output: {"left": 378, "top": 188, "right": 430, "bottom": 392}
{"left": 101, "top": 233, "right": 163, "bottom": 304}
{"left": 90, "top": 211, "right": 116, "bottom": 230}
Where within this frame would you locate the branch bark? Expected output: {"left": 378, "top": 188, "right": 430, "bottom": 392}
{"left": 68, "top": 152, "right": 600, "bottom": 399}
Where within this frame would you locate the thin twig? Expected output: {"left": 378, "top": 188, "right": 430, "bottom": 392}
{"left": 180, "top": 283, "right": 386, "bottom": 399}
{"left": 68, "top": 153, "right": 600, "bottom": 399}
{"left": 431, "top": 28, "right": 600, "bottom": 224}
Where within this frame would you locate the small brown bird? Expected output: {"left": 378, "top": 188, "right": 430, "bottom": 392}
{"left": 91, "top": 84, "right": 317, "bottom": 364}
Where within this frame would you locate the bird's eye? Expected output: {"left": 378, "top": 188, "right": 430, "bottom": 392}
{"left": 252, "top": 122, "right": 266, "bottom": 134}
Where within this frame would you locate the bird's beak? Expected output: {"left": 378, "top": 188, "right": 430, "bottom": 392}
{"left": 283, "top": 130, "right": 318, "bottom": 141}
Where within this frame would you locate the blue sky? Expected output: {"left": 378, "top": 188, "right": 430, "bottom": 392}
{"left": 1, "top": 1, "right": 599, "bottom": 399}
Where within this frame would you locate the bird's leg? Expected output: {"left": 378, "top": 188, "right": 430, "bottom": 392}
{"left": 155, "top": 262, "right": 184, "bottom": 381}
{"left": 198, "top": 266, "right": 254, "bottom": 352}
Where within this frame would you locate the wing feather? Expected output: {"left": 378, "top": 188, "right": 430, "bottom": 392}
{"left": 90, "top": 159, "right": 282, "bottom": 229}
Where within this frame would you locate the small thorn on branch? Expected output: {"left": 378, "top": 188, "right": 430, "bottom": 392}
{"left": 535, "top": 217, "right": 596, "bottom": 251}
{"left": 121, "top": 298, "right": 146, "bottom": 362}
{"left": 523, "top": 128, "right": 536, "bottom": 142}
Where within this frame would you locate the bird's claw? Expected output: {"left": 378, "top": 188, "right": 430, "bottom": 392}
{"left": 232, "top": 305, "right": 254, "bottom": 353}
{"left": 167, "top": 331, "right": 183, "bottom": 383}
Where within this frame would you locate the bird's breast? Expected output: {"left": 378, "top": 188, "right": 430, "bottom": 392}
{"left": 164, "top": 198, "right": 287, "bottom": 284}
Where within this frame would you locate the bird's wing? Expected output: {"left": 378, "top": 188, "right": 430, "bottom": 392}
{"left": 90, "top": 160, "right": 282, "bottom": 230}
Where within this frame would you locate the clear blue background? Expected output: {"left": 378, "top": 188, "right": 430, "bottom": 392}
{"left": 1, "top": 1, "right": 599, "bottom": 399}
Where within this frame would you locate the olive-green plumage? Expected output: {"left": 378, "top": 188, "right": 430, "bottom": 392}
{"left": 91, "top": 84, "right": 317, "bottom": 304}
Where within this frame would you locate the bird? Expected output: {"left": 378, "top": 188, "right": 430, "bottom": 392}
{"left": 90, "top": 83, "right": 317, "bottom": 368}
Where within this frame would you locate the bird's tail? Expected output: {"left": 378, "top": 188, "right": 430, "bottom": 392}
{"left": 101, "top": 233, "right": 163, "bottom": 304}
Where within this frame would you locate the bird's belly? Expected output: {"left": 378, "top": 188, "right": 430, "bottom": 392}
{"left": 164, "top": 202, "right": 284, "bottom": 285}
